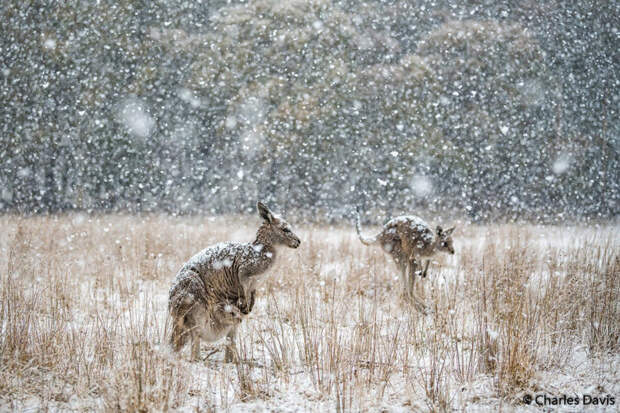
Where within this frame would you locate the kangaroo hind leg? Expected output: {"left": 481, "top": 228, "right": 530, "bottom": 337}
{"left": 407, "top": 259, "right": 429, "bottom": 315}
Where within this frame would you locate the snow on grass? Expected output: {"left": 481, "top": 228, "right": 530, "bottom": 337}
{"left": 0, "top": 215, "right": 617, "bottom": 411}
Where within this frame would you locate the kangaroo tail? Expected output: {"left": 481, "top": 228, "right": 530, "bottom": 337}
{"left": 355, "top": 210, "right": 379, "bottom": 245}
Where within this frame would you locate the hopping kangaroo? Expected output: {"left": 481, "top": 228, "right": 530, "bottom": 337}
{"left": 356, "top": 213, "right": 455, "bottom": 313}
{"left": 169, "top": 202, "right": 301, "bottom": 362}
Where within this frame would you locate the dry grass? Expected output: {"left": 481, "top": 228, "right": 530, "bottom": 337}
{"left": 0, "top": 214, "right": 618, "bottom": 411}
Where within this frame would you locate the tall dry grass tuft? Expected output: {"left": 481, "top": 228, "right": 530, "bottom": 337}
{"left": 0, "top": 215, "right": 617, "bottom": 411}
{"left": 471, "top": 228, "right": 541, "bottom": 394}
{"left": 581, "top": 236, "right": 619, "bottom": 353}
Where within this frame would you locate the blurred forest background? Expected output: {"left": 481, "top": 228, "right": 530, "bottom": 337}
{"left": 1, "top": 0, "right": 617, "bottom": 222}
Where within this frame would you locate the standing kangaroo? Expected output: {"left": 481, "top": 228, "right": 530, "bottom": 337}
{"left": 169, "top": 202, "right": 301, "bottom": 362}
{"left": 356, "top": 213, "right": 455, "bottom": 313}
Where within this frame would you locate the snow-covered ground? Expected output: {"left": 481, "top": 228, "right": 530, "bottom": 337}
{"left": 0, "top": 215, "right": 617, "bottom": 412}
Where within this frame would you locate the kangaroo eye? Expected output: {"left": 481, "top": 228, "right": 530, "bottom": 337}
{"left": 442, "top": 242, "right": 447, "bottom": 247}
{"left": 282, "top": 228, "right": 291, "bottom": 233}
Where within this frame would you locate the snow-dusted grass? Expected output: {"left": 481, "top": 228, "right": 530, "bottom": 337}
{"left": 0, "top": 215, "right": 618, "bottom": 411}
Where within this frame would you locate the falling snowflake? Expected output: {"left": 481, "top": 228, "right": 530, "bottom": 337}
{"left": 552, "top": 154, "right": 571, "bottom": 175}
{"left": 411, "top": 175, "right": 433, "bottom": 197}
{"left": 118, "top": 98, "right": 155, "bottom": 138}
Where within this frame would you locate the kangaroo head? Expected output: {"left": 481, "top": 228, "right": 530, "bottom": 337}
{"left": 236, "top": 289, "right": 255, "bottom": 315}
{"left": 218, "top": 302, "right": 244, "bottom": 326}
{"left": 257, "top": 201, "right": 301, "bottom": 248}
{"left": 435, "top": 225, "right": 455, "bottom": 255}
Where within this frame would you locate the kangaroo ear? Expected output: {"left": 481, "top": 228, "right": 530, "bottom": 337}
{"left": 436, "top": 225, "right": 443, "bottom": 235}
{"left": 444, "top": 226, "right": 455, "bottom": 236}
{"left": 257, "top": 201, "right": 274, "bottom": 223}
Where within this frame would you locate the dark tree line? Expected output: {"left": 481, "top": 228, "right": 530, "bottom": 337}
{"left": 0, "top": 0, "right": 617, "bottom": 222}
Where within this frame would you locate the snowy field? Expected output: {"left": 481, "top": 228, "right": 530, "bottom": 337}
{"left": 0, "top": 215, "right": 618, "bottom": 412}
